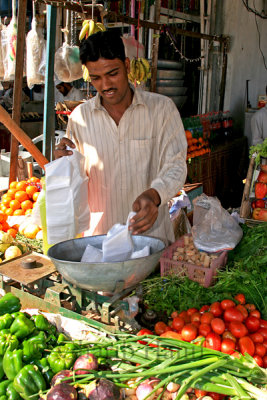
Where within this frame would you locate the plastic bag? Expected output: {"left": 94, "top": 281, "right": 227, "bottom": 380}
{"left": 45, "top": 150, "right": 90, "bottom": 245}
{"left": 26, "top": 17, "right": 46, "bottom": 89}
{"left": 122, "top": 34, "right": 145, "bottom": 59}
{"left": 54, "top": 42, "right": 83, "bottom": 82}
{"left": 0, "top": 21, "right": 5, "bottom": 80}
{"left": 1, "top": 17, "right": 17, "bottom": 81}
{"left": 191, "top": 194, "right": 243, "bottom": 252}
{"left": 102, "top": 212, "right": 136, "bottom": 262}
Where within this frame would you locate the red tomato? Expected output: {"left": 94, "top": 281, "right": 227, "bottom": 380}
{"left": 191, "top": 312, "right": 201, "bottom": 323}
{"left": 205, "top": 332, "right": 221, "bottom": 351}
{"left": 187, "top": 307, "right": 199, "bottom": 317}
{"left": 250, "top": 332, "right": 264, "bottom": 343}
{"left": 257, "top": 328, "right": 267, "bottom": 340}
{"left": 221, "top": 338, "right": 235, "bottom": 354}
{"left": 250, "top": 310, "right": 261, "bottom": 319}
{"left": 263, "top": 355, "right": 267, "bottom": 368}
{"left": 222, "top": 331, "right": 237, "bottom": 342}
{"left": 154, "top": 321, "right": 168, "bottom": 335}
{"left": 263, "top": 341, "right": 267, "bottom": 350}
{"left": 200, "top": 312, "right": 214, "bottom": 325}
{"left": 171, "top": 310, "right": 179, "bottom": 319}
{"left": 211, "top": 318, "right": 225, "bottom": 335}
{"left": 239, "top": 336, "right": 255, "bottom": 356}
{"left": 229, "top": 321, "right": 248, "bottom": 338}
{"left": 194, "top": 335, "right": 205, "bottom": 346}
{"left": 179, "top": 311, "right": 191, "bottom": 323}
{"left": 194, "top": 389, "right": 208, "bottom": 398}
{"left": 199, "top": 305, "right": 210, "bottom": 314}
{"left": 235, "top": 293, "right": 246, "bottom": 305}
{"left": 172, "top": 317, "right": 185, "bottom": 331}
{"left": 259, "top": 319, "right": 267, "bottom": 329}
{"left": 181, "top": 324, "right": 198, "bottom": 342}
{"left": 236, "top": 305, "right": 248, "bottom": 319}
{"left": 210, "top": 302, "right": 223, "bottom": 317}
{"left": 191, "top": 321, "right": 200, "bottom": 329}
{"left": 224, "top": 307, "right": 244, "bottom": 322}
{"left": 255, "top": 343, "right": 266, "bottom": 357}
{"left": 253, "top": 354, "right": 263, "bottom": 367}
{"left": 199, "top": 323, "right": 212, "bottom": 337}
{"left": 221, "top": 299, "right": 235, "bottom": 310}
{"left": 245, "top": 316, "right": 260, "bottom": 333}
{"left": 245, "top": 304, "right": 256, "bottom": 312}
{"left": 137, "top": 329, "right": 153, "bottom": 344}
{"left": 160, "top": 331, "right": 183, "bottom": 340}
{"left": 208, "top": 392, "right": 225, "bottom": 400}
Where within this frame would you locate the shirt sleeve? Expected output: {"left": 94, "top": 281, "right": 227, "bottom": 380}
{"left": 251, "top": 111, "right": 263, "bottom": 145}
{"left": 150, "top": 98, "right": 187, "bottom": 205}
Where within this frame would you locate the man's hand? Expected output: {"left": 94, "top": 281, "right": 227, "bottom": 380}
{"left": 54, "top": 138, "right": 76, "bottom": 159}
{"left": 129, "top": 189, "right": 161, "bottom": 235}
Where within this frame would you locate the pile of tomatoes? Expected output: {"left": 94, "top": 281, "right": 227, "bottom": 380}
{"left": 148, "top": 294, "right": 267, "bottom": 368}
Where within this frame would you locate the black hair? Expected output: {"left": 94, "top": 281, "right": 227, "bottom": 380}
{"left": 79, "top": 31, "right": 126, "bottom": 65}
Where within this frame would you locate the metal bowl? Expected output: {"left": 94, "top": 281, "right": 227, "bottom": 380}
{"left": 48, "top": 235, "right": 165, "bottom": 293}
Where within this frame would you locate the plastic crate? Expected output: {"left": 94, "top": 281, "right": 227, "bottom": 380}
{"left": 160, "top": 234, "right": 228, "bottom": 288}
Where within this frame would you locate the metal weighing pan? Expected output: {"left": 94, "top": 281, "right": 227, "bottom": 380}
{"left": 48, "top": 235, "right": 165, "bottom": 294}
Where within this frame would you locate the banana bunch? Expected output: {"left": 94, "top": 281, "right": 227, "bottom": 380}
{"left": 128, "top": 58, "right": 151, "bottom": 85}
{"left": 79, "top": 20, "right": 106, "bottom": 41}
{"left": 82, "top": 65, "right": 91, "bottom": 82}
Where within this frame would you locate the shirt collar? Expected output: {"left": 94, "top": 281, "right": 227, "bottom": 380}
{"left": 92, "top": 84, "right": 147, "bottom": 111}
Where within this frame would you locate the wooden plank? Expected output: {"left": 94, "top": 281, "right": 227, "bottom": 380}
{"left": 9, "top": 0, "right": 27, "bottom": 182}
{"left": 43, "top": 5, "right": 57, "bottom": 161}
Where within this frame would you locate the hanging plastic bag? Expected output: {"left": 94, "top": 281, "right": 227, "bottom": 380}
{"left": 1, "top": 16, "right": 17, "bottom": 81}
{"left": 45, "top": 150, "right": 90, "bottom": 246}
{"left": 0, "top": 20, "right": 5, "bottom": 80}
{"left": 26, "top": 4, "right": 46, "bottom": 89}
{"left": 54, "top": 11, "right": 83, "bottom": 83}
{"left": 191, "top": 194, "right": 243, "bottom": 253}
{"left": 122, "top": 34, "right": 145, "bottom": 60}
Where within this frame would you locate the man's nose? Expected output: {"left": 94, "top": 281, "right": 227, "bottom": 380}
{"left": 101, "top": 76, "right": 113, "bottom": 90}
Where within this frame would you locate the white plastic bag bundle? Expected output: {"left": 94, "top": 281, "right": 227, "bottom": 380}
{"left": 54, "top": 43, "right": 83, "bottom": 82}
{"left": 0, "top": 21, "right": 5, "bottom": 80}
{"left": 26, "top": 17, "right": 46, "bottom": 89}
{"left": 45, "top": 150, "right": 90, "bottom": 245}
{"left": 1, "top": 16, "right": 17, "bottom": 81}
{"left": 191, "top": 194, "right": 243, "bottom": 252}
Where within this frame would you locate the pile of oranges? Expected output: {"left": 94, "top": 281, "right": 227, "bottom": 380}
{"left": 0, "top": 177, "right": 41, "bottom": 218}
{"left": 185, "top": 130, "right": 211, "bottom": 160}
{"left": 0, "top": 212, "right": 18, "bottom": 238}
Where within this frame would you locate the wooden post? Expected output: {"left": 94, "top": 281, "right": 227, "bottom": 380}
{"left": 150, "top": 0, "right": 161, "bottom": 93}
{"left": 9, "top": 0, "right": 27, "bottom": 183}
{"left": 43, "top": 5, "right": 57, "bottom": 161}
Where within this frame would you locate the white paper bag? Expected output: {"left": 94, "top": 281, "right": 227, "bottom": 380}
{"left": 45, "top": 150, "right": 90, "bottom": 244}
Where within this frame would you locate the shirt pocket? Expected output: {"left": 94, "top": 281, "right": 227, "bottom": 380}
{"left": 128, "top": 138, "right": 156, "bottom": 175}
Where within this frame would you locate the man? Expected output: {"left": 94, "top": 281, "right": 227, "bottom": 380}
{"left": 251, "top": 85, "right": 267, "bottom": 145}
{"left": 55, "top": 31, "right": 187, "bottom": 243}
{"left": 55, "top": 80, "right": 85, "bottom": 103}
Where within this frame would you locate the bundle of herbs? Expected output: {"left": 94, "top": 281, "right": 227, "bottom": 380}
{"left": 141, "top": 223, "right": 267, "bottom": 319}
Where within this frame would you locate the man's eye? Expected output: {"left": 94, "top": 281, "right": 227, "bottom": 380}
{"left": 109, "top": 72, "right": 118, "bottom": 76}
{"left": 91, "top": 77, "right": 99, "bottom": 81}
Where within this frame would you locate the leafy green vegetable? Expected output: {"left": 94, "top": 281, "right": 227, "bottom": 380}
{"left": 15, "top": 233, "right": 43, "bottom": 254}
{"left": 249, "top": 138, "right": 267, "bottom": 166}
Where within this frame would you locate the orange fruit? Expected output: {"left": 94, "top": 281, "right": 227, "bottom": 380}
{"left": 9, "top": 199, "right": 21, "bottom": 211}
{"left": 15, "top": 191, "right": 29, "bottom": 203}
{"left": 5, "top": 208, "right": 13, "bottom": 216}
{"left": 0, "top": 223, "right": 2, "bottom": 231}
{"left": 0, "top": 204, "right": 7, "bottom": 213}
{"left": 23, "top": 223, "right": 40, "bottom": 239}
{"left": 12, "top": 224, "right": 20, "bottom": 231}
{"left": 9, "top": 181, "right": 17, "bottom": 189}
{"left": 32, "top": 192, "right": 40, "bottom": 202}
{"left": 21, "top": 200, "right": 33, "bottom": 211}
{"left": 7, "top": 189, "right": 17, "bottom": 199}
{"left": 0, "top": 213, "right": 7, "bottom": 223}
{"left": 13, "top": 209, "right": 25, "bottom": 216}
{"left": 26, "top": 185, "right": 38, "bottom": 199}
{"left": 16, "top": 180, "right": 28, "bottom": 191}
{"left": 29, "top": 177, "right": 40, "bottom": 184}
{"left": 7, "top": 228, "right": 17, "bottom": 238}
{"left": 2, "top": 196, "right": 12, "bottom": 207}
{"left": 25, "top": 209, "right": 32, "bottom": 215}
{"left": 2, "top": 221, "right": 10, "bottom": 232}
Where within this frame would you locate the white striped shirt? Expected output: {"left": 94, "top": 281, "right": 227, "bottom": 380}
{"left": 66, "top": 87, "right": 187, "bottom": 243}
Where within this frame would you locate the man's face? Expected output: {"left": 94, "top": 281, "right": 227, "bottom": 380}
{"left": 85, "top": 57, "right": 131, "bottom": 106}
{"left": 56, "top": 83, "right": 68, "bottom": 96}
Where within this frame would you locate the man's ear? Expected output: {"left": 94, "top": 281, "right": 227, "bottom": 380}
{"left": 125, "top": 57, "right": 130, "bottom": 74}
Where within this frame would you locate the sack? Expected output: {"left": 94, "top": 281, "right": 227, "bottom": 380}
{"left": 102, "top": 212, "right": 136, "bottom": 262}
{"left": 1, "top": 17, "right": 17, "bottom": 81}
{"left": 45, "top": 150, "right": 90, "bottom": 245}
{"left": 26, "top": 17, "right": 46, "bottom": 89}
{"left": 191, "top": 194, "right": 243, "bottom": 252}
{"left": 0, "top": 22, "right": 5, "bottom": 80}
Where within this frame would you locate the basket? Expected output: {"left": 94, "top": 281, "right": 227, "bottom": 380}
{"left": 160, "top": 235, "right": 228, "bottom": 288}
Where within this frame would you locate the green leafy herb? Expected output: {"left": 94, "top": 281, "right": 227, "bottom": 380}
{"left": 249, "top": 138, "right": 267, "bottom": 166}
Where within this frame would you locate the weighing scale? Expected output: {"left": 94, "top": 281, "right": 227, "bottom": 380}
{"left": 0, "top": 235, "right": 165, "bottom": 333}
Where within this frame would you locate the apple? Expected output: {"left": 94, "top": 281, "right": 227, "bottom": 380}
{"left": 257, "top": 171, "right": 267, "bottom": 184}
{"left": 252, "top": 208, "right": 267, "bottom": 221}
{"left": 255, "top": 182, "right": 267, "bottom": 199}
{"left": 251, "top": 199, "right": 266, "bottom": 209}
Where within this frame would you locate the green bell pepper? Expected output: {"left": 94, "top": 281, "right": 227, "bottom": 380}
{"left": 0, "top": 356, "right": 4, "bottom": 380}
{"left": 0, "top": 380, "right": 10, "bottom": 396}
{"left": 0, "top": 332, "right": 19, "bottom": 355}
{"left": 34, "top": 358, "right": 54, "bottom": 384}
{"left": 13, "top": 364, "right": 46, "bottom": 400}
{"left": 3, "top": 350, "right": 24, "bottom": 381}
{"left": 31, "top": 314, "right": 56, "bottom": 334}
{"left": 0, "top": 293, "right": 21, "bottom": 316}
{"left": 0, "top": 396, "right": 7, "bottom": 400}
{"left": 22, "top": 331, "right": 46, "bottom": 362}
{"left": 57, "top": 332, "right": 69, "bottom": 344}
{"left": 7, "top": 383, "right": 23, "bottom": 400}
{"left": 10, "top": 315, "right": 35, "bottom": 340}
{"left": 0, "top": 314, "right": 14, "bottom": 330}
{"left": 47, "top": 343, "right": 77, "bottom": 374}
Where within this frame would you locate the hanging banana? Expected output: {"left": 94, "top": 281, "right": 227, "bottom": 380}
{"left": 128, "top": 58, "right": 151, "bottom": 84}
{"left": 79, "top": 20, "right": 106, "bottom": 41}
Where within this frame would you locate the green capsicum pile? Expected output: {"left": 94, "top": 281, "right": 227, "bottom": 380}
{"left": 0, "top": 292, "right": 79, "bottom": 400}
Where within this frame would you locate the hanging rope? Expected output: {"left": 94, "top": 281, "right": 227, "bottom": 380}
{"left": 165, "top": 27, "right": 205, "bottom": 63}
